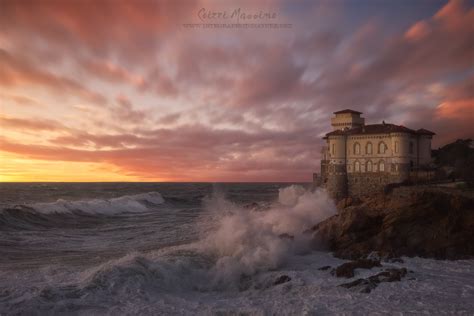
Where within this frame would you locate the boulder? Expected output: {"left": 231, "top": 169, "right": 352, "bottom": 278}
{"left": 339, "top": 268, "right": 409, "bottom": 293}
{"left": 331, "top": 259, "right": 381, "bottom": 278}
{"left": 273, "top": 275, "right": 291, "bottom": 285}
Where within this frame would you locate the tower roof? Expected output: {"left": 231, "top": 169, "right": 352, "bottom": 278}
{"left": 325, "top": 123, "right": 435, "bottom": 137}
{"left": 333, "top": 109, "right": 363, "bottom": 115}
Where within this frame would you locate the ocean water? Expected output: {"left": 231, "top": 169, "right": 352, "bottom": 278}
{"left": 0, "top": 182, "right": 473, "bottom": 315}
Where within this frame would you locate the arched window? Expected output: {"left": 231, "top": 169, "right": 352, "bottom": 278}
{"left": 354, "top": 142, "right": 361, "bottom": 155}
{"left": 366, "top": 142, "right": 373, "bottom": 155}
{"left": 367, "top": 160, "right": 373, "bottom": 172}
{"left": 394, "top": 141, "right": 399, "bottom": 153}
{"left": 354, "top": 161, "right": 360, "bottom": 172}
{"left": 378, "top": 142, "right": 386, "bottom": 154}
{"left": 379, "top": 161, "right": 385, "bottom": 172}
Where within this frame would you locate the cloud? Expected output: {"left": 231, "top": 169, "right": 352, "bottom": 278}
{"left": 0, "top": 49, "right": 106, "bottom": 104}
{"left": 0, "top": 0, "right": 472, "bottom": 181}
{"left": 83, "top": 60, "right": 145, "bottom": 87}
{"left": 0, "top": 93, "right": 44, "bottom": 107}
{"left": 0, "top": 115, "right": 64, "bottom": 131}
{"left": 114, "top": 95, "right": 147, "bottom": 124}
{"left": 0, "top": 0, "right": 199, "bottom": 63}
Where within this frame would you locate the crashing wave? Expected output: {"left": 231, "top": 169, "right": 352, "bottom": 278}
{"left": 7, "top": 192, "right": 165, "bottom": 215}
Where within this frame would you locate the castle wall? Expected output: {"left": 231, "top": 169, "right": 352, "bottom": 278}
{"left": 326, "top": 164, "right": 347, "bottom": 200}
{"left": 346, "top": 166, "right": 410, "bottom": 197}
{"left": 321, "top": 123, "right": 433, "bottom": 200}
{"left": 418, "top": 135, "right": 432, "bottom": 165}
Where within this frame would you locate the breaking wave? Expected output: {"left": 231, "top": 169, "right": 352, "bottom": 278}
{"left": 198, "top": 185, "right": 337, "bottom": 287}
{"left": 1, "top": 185, "right": 339, "bottom": 314}
{"left": 0, "top": 192, "right": 165, "bottom": 230}
{"left": 4, "top": 192, "right": 165, "bottom": 215}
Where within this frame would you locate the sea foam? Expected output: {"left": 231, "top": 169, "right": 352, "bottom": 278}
{"left": 22, "top": 192, "right": 165, "bottom": 215}
{"left": 198, "top": 185, "right": 337, "bottom": 287}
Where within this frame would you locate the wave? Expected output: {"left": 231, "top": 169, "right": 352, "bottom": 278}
{"left": 0, "top": 186, "right": 338, "bottom": 314}
{"left": 0, "top": 192, "right": 165, "bottom": 230}
{"left": 197, "top": 185, "right": 337, "bottom": 286}
{"left": 5, "top": 192, "right": 165, "bottom": 215}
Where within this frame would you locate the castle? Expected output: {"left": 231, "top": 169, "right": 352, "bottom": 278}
{"left": 318, "top": 109, "right": 435, "bottom": 199}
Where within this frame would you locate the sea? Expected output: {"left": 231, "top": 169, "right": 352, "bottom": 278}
{"left": 0, "top": 182, "right": 473, "bottom": 315}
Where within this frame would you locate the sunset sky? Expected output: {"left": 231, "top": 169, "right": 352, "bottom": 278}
{"left": 0, "top": 0, "right": 473, "bottom": 182}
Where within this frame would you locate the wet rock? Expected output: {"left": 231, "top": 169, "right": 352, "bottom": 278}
{"left": 318, "top": 266, "right": 331, "bottom": 271}
{"left": 273, "top": 275, "right": 291, "bottom": 285}
{"left": 376, "top": 268, "right": 407, "bottom": 282}
{"left": 331, "top": 259, "right": 381, "bottom": 278}
{"left": 339, "top": 278, "right": 378, "bottom": 293}
{"left": 339, "top": 267, "right": 409, "bottom": 293}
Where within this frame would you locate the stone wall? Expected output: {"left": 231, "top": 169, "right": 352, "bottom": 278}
{"left": 325, "top": 164, "right": 348, "bottom": 200}
{"left": 347, "top": 173, "right": 402, "bottom": 197}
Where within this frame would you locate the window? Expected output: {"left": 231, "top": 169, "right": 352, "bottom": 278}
{"left": 367, "top": 160, "right": 373, "bottom": 172}
{"left": 354, "top": 142, "right": 361, "bottom": 155}
{"left": 332, "top": 144, "right": 335, "bottom": 155}
{"left": 355, "top": 161, "right": 360, "bottom": 172}
{"left": 379, "top": 161, "right": 385, "bottom": 172}
{"left": 366, "top": 142, "right": 373, "bottom": 155}
{"left": 409, "top": 141, "right": 414, "bottom": 154}
{"left": 378, "top": 142, "right": 386, "bottom": 154}
{"left": 395, "top": 141, "right": 399, "bottom": 153}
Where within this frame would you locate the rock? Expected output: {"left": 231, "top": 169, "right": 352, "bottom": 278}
{"left": 385, "top": 257, "right": 404, "bottom": 263}
{"left": 318, "top": 266, "right": 331, "bottom": 271}
{"left": 375, "top": 268, "right": 407, "bottom": 282}
{"left": 312, "top": 187, "right": 474, "bottom": 260}
{"left": 339, "top": 267, "right": 408, "bottom": 293}
{"left": 331, "top": 259, "right": 381, "bottom": 278}
{"left": 339, "top": 278, "right": 378, "bottom": 293}
{"left": 273, "top": 275, "right": 291, "bottom": 285}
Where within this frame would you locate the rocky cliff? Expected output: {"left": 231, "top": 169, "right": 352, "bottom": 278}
{"left": 311, "top": 186, "right": 474, "bottom": 260}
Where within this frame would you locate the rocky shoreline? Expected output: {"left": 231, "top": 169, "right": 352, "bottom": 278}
{"left": 311, "top": 186, "right": 474, "bottom": 260}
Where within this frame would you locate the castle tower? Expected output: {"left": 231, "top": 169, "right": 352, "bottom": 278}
{"left": 331, "top": 109, "right": 365, "bottom": 131}
{"left": 324, "top": 134, "right": 348, "bottom": 200}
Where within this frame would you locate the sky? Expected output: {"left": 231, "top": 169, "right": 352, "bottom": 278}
{"left": 0, "top": 0, "right": 473, "bottom": 182}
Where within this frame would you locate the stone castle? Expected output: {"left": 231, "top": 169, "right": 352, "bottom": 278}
{"left": 318, "top": 109, "right": 435, "bottom": 199}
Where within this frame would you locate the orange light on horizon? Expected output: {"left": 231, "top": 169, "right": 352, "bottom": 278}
{"left": 0, "top": 151, "right": 144, "bottom": 182}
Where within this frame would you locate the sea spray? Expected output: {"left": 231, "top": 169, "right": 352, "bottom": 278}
{"left": 198, "top": 185, "right": 337, "bottom": 288}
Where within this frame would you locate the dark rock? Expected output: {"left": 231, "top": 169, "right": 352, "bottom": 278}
{"left": 339, "top": 267, "right": 408, "bottom": 293}
{"left": 385, "top": 257, "right": 404, "bottom": 263}
{"left": 331, "top": 259, "right": 381, "bottom": 278}
{"left": 375, "top": 268, "right": 407, "bottom": 282}
{"left": 318, "top": 266, "right": 331, "bottom": 271}
{"left": 339, "top": 278, "right": 378, "bottom": 293}
{"left": 312, "top": 187, "right": 474, "bottom": 260}
{"left": 273, "top": 275, "right": 291, "bottom": 285}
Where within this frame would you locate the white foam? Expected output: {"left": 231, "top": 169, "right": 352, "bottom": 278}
{"left": 27, "top": 192, "right": 165, "bottom": 215}
{"left": 198, "top": 185, "right": 337, "bottom": 287}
